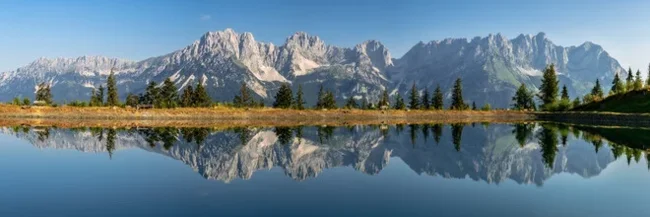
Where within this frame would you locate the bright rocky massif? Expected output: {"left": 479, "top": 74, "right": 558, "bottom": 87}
{"left": 0, "top": 29, "right": 625, "bottom": 107}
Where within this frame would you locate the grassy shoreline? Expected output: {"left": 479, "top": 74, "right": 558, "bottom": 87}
{"left": 0, "top": 105, "right": 534, "bottom": 128}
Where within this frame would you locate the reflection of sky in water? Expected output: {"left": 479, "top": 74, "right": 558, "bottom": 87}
{"left": 0, "top": 124, "right": 649, "bottom": 217}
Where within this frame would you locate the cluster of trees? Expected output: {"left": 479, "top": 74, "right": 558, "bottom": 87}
{"left": 137, "top": 78, "right": 211, "bottom": 108}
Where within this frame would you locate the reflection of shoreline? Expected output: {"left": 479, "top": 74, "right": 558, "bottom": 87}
{"left": 3, "top": 123, "right": 645, "bottom": 185}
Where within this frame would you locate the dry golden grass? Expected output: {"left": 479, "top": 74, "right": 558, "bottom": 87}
{"left": 0, "top": 104, "right": 534, "bottom": 128}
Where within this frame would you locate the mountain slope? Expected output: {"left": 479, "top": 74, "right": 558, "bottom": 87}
{"left": 0, "top": 30, "right": 624, "bottom": 107}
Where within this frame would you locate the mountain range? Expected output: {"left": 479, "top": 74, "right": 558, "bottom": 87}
{"left": 0, "top": 29, "right": 626, "bottom": 107}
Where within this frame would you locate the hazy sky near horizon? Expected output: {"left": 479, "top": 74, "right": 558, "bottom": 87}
{"left": 1, "top": 0, "right": 649, "bottom": 72}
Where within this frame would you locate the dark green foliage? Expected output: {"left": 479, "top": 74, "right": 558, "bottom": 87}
{"left": 590, "top": 79, "right": 604, "bottom": 101}
{"left": 432, "top": 84, "right": 443, "bottom": 110}
{"left": 126, "top": 93, "right": 139, "bottom": 107}
{"left": 471, "top": 102, "right": 477, "bottom": 110}
{"left": 323, "top": 91, "right": 337, "bottom": 109}
{"left": 572, "top": 97, "right": 581, "bottom": 108}
{"left": 481, "top": 103, "right": 491, "bottom": 111}
{"left": 572, "top": 89, "right": 650, "bottom": 113}
{"left": 193, "top": 82, "right": 211, "bottom": 107}
{"left": 160, "top": 78, "right": 178, "bottom": 108}
{"left": 511, "top": 83, "right": 536, "bottom": 110}
{"left": 315, "top": 85, "right": 326, "bottom": 109}
{"left": 233, "top": 82, "right": 253, "bottom": 108}
{"left": 378, "top": 89, "right": 390, "bottom": 108}
{"left": 421, "top": 88, "right": 430, "bottom": 110}
{"left": 12, "top": 97, "right": 20, "bottom": 105}
{"left": 22, "top": 97, "right": 30, "bottom": 106}
{"left": 646, "top": 63, "right": 650, "bottom": 88}
{"left": 626, "top": 67, "right": 634, "bottom": 91}
{"left": 106, "top": 70, "right": 119, "bottom": 106}
{"left": 360, "top": 97, "right": 369, "bottom": 110}
{"left": 35, "top": 82, "right": 53, "bottom": 105}
{"left": 539, "top": 64, "right": 559, "bottom": 110}
{"left": 432, "top": 124, "right": 442, "bottom": 144}
{"left": 393, "top": 93, "right": 405, "bottom": 110}
{"left": 141, "top": 81, "right": 159, "bottom": 107}
{"left": 634, "top": 69, "right": 643, "bottom": 90}
{"left": 274, "top": 127, "right": 293, "bottom": 145}
{"left": 97, "top": 85, "right": 105, "bottom": 106}
{"left": 408, "top": 83, "right": 420, "bottom": 109}
{"left": 611, "top": 73, "right": 625, "bottom": 95}
{"left": 293, "top": 84, "right": 305, "bottom": 110}
{"left": 561, "top": 85, "right": 569, "bottom": 100}
{"left": 538, "top": 125, "right": 559, "bottom": 169}
{"left": 180, "top": 85, "right": 194, "bottom": 107}
{"left": 451, "top": 123, "right": 464, "bottom": 151}
{"left": 450, "top": 78, "right": 466, "bottom": 110}
{"left": 106, "top": 129, "right": 116, "bottom": 159}
{"left": 512, "top": 123, "right": 534, "bottom": 147}
{"left": 344, "top": 97, "right": 358, "bottom": 109}
{"left": 273, "top": 83, "right": 293, "bottom": 109}
{"left": 409, "top": 124, "right": 418, "bottom": 146}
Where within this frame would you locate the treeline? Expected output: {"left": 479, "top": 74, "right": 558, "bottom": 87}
{"left": 512, "top": 63, "right": 650, "bottom": 111}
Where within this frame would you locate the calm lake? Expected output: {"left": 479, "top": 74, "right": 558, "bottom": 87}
{"left": 1, "top": 123, "right": 649, "bottom": 217}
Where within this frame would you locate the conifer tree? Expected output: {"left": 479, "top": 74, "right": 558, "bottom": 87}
{"left": 193, "top": 82, "right": 211, "bottom": 107}
{"left": 591, "top": 79, "right": 604, "bottom": 100}
{"left": 432, "top": 84, "right": 443, "bottom": 110}
{"left": 106, "top": 70, "right": 119, "bottom": 106}
{"left": 344, "top": 97, "right": 358, "bottom": 109}
{"left": 160, "top": 78, "right": 178, "bottom": 108}
{"left": 450, "top": 78, "right": 466, "bottom": 110}
{"left": 393, "top": 93, "right": 405, "bottom": 110}
{"left": 90, "top": 89, "right": 98, "bottom": 106}
{"left": 421, "top": 88, "right": 430, "bottom": 110}
{"left": 35, "top": 82, "right": 53, "bottom": 105}
{"left": 233, "top": 82, "right": 252, "bottom": 108}
{"left": 142, "top": 81, "right": 159, "bottom": 106}
{"left": 646, "top": 63, "right": 650, "bottom": 88}
{"left": 273, "top": 83, "right": 293, "bottom": 109}
{"left": 293, "top": 84, "right": 305, "bottom": 110}
{"left": 471, "top": 102, "right": 477, "bottom": 110}
{"left": 126, "top": 93, "right": 139, "bottom": 107}
{"left": 408, "top": 83, "right": 420, "bottom": 109}
{"left": 98, "top": 85, "right": 105, "bottom": 106}
{"left": 611, "top": 73, "right": 625, "bottom": 95}
{"left": 378, "top": 89, "right": 390, "bottom": 108}
{"left": 626, "top": 67, "right": 634, "bottom": 91}
{"left": 180, "top": 85, "right": 194, "bottom": 107}
{"left": 323, "top": 91, "right": 337, "bottom": 109}
{"left": 634, "top": 69, "right": 643, "bottom": 90}
{"left": 360, "top": 97, "right": 369, "bottom": 110}
{"left": 315, "top": 84, "right": 325, "bottom": 109}
{"left": 561, "top": 85, "right": 569, "bottom": 100}
{"left": 512, "top": 83, "right": 535, "bottom": 111}
{"left": 539, "top": 64, "right": 559, "bottom": 110}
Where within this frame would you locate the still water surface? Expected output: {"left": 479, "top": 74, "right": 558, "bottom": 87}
{"left": 1, "top": 123, "right": 649, "bottom": 217}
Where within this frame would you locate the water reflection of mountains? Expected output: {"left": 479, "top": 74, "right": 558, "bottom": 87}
{"left": 5, "top": 123, "right": 649, "bottom": 186}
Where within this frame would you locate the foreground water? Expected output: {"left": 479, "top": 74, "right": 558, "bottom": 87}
{"left": 0, "top": 123, "right": 649, "bottom": 217}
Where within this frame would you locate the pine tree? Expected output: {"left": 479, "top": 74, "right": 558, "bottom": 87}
{"left": 646, "top": 63, "right": 650, "bottom": 88}
{"left": 315, "top": 84, "right": 325, "bottom": 109}
{"left": 233, "top": 82, "right": 252, "bottom": 108}
{"left": 421, "top": 88, "right": 430, "bottom": 110}
{"left": 160, "top": 78, "right": 178, "bottom": 108}
{"left": 323, "top": 91, "right": 337, "bottom": 109}
{"left": 35, "top": 82, "right": 53, "bottom": 105}
{"left": 142, "top": 81, "right": 159, "bottom": 106}
{"left": 393, "top": 93, "right": 405, "bottom": 110}
{"left": 98, "top": 85, "right": 105, "bottom": 106}
{"left": 344, "top": 97, "right": 358, "bottom": 109}
{"left": 106, "top": 70, "right": 119, "bottom": 106}
{"left": 512, "top": 83, "right": 535, "bottom": 111}
{"left": 293, "top": 84, "right": 305, "bottom": 110}
{"left": 126, "top": 93, "right": 139, "bottom": 107}
{"left": 360, "top": 97, "right": 369, "bottom": 110}
{"left": 432, "top": 84, "right": 443, "bottom": 110}
{"left": 450, "top": 78, "right": 466, "bottom": 110}
{"left": 471, "top": 102, "right": 477, "bottom": 110}
{"left": 193, "top": 82, "right": 211, "bottom": 107}
{"left": 378, "top": 89, "right": 390, "bottom": 109}
{"left": 634, "top": 69, "right": 643, "bottom": 90}
{"left": 273, "top": 83, "right": 293, "bottom": 109}
{"left": 539, "top": 64, "right": 559, "bottom": 110}
{"left": 591, "top": 79, "right": 604, "bottom": 100}
{"left": 408, "top": 83, "right": 420, "bottom": 109}
{"left": 561, "top": 85, "right": 569, "bottom": 100}
{"left": 626, "top": 67, "right": 634, "bottom": 91}
{"left": 572, "top": 97, "right": 581, "bottom": 108}
{"left": 180, "top": 85, "right": 194, "bottom": 107}
{"left": 611, "top": 73, "right": 625, "bottom": 95}
{"left": 90, "top": 89, "right": 98, "bottom": 106}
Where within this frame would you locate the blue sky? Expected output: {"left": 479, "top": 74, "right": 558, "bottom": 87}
{"left": 1, "top": 0, "right": 649, "bottom": 72}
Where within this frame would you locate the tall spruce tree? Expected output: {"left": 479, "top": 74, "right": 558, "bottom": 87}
{"left": 561, "top": 85, "right": 569, "bottom": 100}
{"left": 323, "top": 91, "right": 337, "bottom": 109}
{"left": 315, "top": 84, "right": 325, "bottom": 109}
{"left": 378, "top": 89, "right": 390, "bottom": 108}
{"left": 126, "top": 93, "right": 139, "bottom": 107}
{"left": 142, "top": 81, "right": 159, "bottom": 106}
{"left": 591, "top": 79, "right": 604, "bottom": 100}
{"left": 539, "top": 64, "right": 559, "bottom": 110}
{"left": 626, "top": 67, "right": 634, "bottom": 91}
{"left": 344, "top": 97, "right": 358, "bottom": 109}
{"left": 180, "top": 85, "right": 194, "bottom": 107}
{"left": 512, "top": 83, "right": 535, "bottom": 111}
{"left": 471, "top": 102, "right": 477, "bottom": 110}
{"left": 408, "top": 83, "right": 420, "bottom": 109}
{"left": 293, "top": 84, "right": 305, "bottom": 110}
{"left": 90, "top": 89, "right": 99, "bottom": 106}
{"left": 273, "top": 83, "right": 293, "bottom": 109}
{"left": 233, "top": 82, "right": 252, "bottom": 108}
{"left": 98, "top": 85, "right": 105, "bottom": 106}
{"left": 421, "top": 88, "right": 430, "bottom": 110}
{"left": 160, "top": 78, "right": 178, "bottom": 108}
{"left": 450, "top": 78, "right": 466, "bottom": 110}
{"left": 634, "top": 69, "right": 643, "bottom": 90}
{"left": 611, "top": 73, "right": 625, "bottom": 95}
{"left": 193, "top": 82, "right": 211, "bottom": 107}
{"left": 393, "top": 93, "right": 405, "bottom": 110}
{"left": 106, "top": 70, "right": 119, "bottom": 106}
{"left": 432, "top": 84, "right": 443, "bottom": 110}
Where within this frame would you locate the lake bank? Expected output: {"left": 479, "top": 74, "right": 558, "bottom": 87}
{"left": 0, "top": 105, "right": 534, "bottom": 128}
{"left": 536, "top": 112, "right": 650, "bottom": 127}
